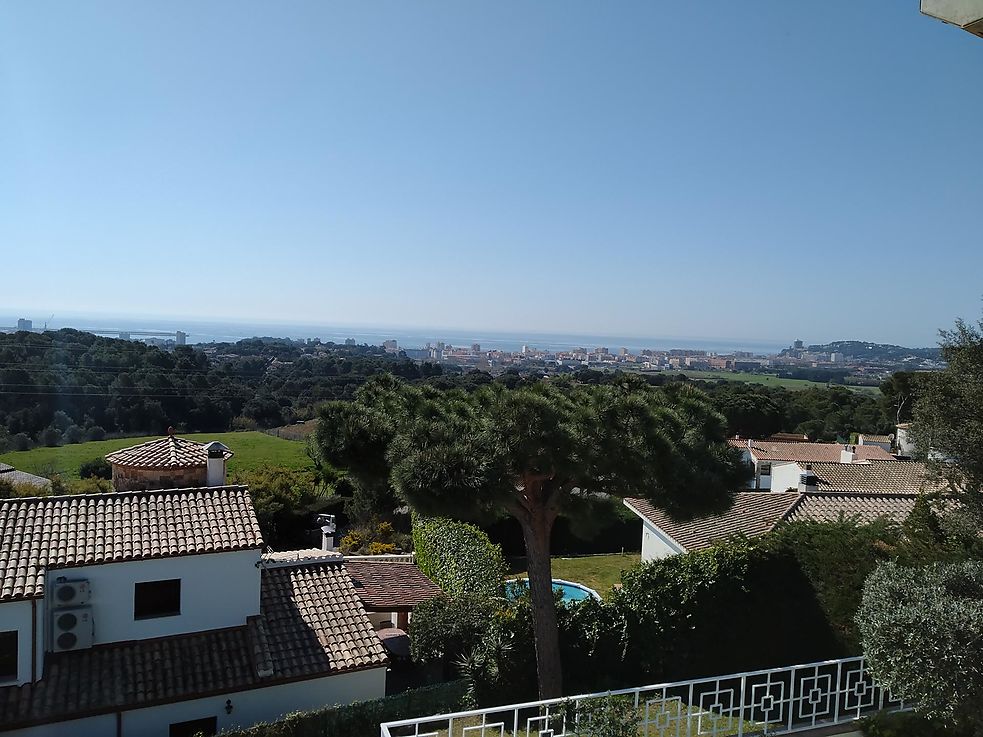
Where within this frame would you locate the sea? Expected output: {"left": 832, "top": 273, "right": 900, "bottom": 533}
{"left": 2, "top": 313, "right": 789, "bottom": 356}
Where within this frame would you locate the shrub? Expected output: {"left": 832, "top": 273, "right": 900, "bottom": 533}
{"left": 220, "top": 679, "right": 468, "bottom": 737}
{"left": 10, "top": 432, "right": 31, "bottom": 451}
{"left": 79, "top": 458, "right": 113, "bottom": 480}
{"left": 366, "top": 541, "right": 396, "bottom": 555}
{"left": 861, "top": 711, "right": 974, "bottom": 737}
{"left": 83, "top": 425, "right": 106, "bottom": 441}
{"left": 857, "top": 561, "right": 983, "bottom": 732}
{"left": 410, "top": 595, "right": 499, "bottom": 667}
{"left": 39, "top": 426, "right": 61, "bottom": 447}
{"left": 413, "top": 516, "right": 506, "bottom": 598}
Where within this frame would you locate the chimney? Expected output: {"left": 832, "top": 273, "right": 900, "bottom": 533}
{"left": 798, "top": 464, "right": 818, "bottom": 492}
{"left": 203, "top": 441, "right": 230, "bottom": 486}
{"left": 840, "top": 445, "right": 856, "bottom": 464}
{"left": 317, "top": 514, "right": 337, "bottom": 551}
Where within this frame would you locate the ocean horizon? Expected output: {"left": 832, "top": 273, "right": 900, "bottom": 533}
{"left": 1, "top": 313, "right": 791, "bottom": 355}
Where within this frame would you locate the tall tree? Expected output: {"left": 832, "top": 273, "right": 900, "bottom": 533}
{"left": 910, "top": 316, "right": 983, "bottom": 517}
{"left": 313, "top": 374, "right": 748, "bottom": 698}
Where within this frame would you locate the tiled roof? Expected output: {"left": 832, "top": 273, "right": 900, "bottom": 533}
{"left": 345, "top": 559, "right": 443, "bottom": 610}
{"left": 0, "top": 466, "right": 51, "bottom": 490}
{"left": 0, "top": 486, "right": 264, "bottom": 601}
{"left": 785, "top": 493, "right": 917, "bottom": 524}
{"left": 0, "top": 561, "right": 386, "bottom": 730}
{"left": 624, "top": 493, "right": 801, "bottom": 553}
{"left": 734, "top": 440, "right": 895, "bottom": 463}
{"left": 766, "top": 433, "right": 810, "bottom": 443}
{"left": 859, "top": 434, "right": 892, "bottom": 444}
{"left": 261, "top": 561, "right": 388, "bottom": 675}
{"left": 105, "top": 436, "right": 233, "bottom": 469}
{"left": 799, "top": 461, "right": 944, "bottom": 494}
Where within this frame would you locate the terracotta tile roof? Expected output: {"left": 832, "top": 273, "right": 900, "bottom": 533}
{"left": 798, "top": 461, "right": 944, "bottom": 494}
{"left": 766, "top": 433, "right": 810, "bottom": 443}
{"left": 785, "top": 493, "right": 918, "bottom": 524}
{"left": 735, "top": 440, "right": 895, "bottom": 463}
{"left": 0, "top": 561, "right": 386, "bottom": 730}
{"left": 260, "top": 561, "right": 389, "bottom": 676}
{"left": 0, "top": 486, "right": 264, "bottom": 602}
{"left": 345, "top": 559, "right": 443, "bottom": 610}
{"left": 105, "top": 436, "right": 233, "bottom": 469}
{"left": 624, "top": 493, "right": 802, "bottom": 553}
{"left": 859, "top": 434, "right": 892, "bottom": 444}
{"left": 0, "top": 465, "right": 51, "bottom": 490}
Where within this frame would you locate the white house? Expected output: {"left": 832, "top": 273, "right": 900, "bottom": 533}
{"left": 625, "top": 483, "right": 926, "bottom": 563}
{"left": 857, "top": 434, "right": 893, "bottom": 453}
{"left": 0, "top": 485, "right": 388, "bottom": 737}
{"left": 728, "top": 439, "right": 896, "bottom": 490}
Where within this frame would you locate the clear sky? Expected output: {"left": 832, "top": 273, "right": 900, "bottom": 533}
{"left": 1, "top": 1, "right": 980, "bottom": 347}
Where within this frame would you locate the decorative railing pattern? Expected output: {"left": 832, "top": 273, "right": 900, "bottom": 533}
{"left": 380, "top": 656, "right": 908, "bottom": 737}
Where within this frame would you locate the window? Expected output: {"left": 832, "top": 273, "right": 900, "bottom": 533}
{"left": 169, "top": 716, "right": 217, "bottom": 737}
{"left": 0, "top": 631, "right": 18, "bottom": 682}
{"left": 759, "top": 462, "right": 772, "bottom": 476}
{"left": 134, "top": 579, "right": 181, "bottom": 619}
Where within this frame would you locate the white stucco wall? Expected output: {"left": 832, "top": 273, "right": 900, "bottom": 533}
{"left": 640, "top": 519, "right": 683, "bottom": 562}
{"left": 3, "top": 667, "right": 387, "bottom": 737}
{"left": 46, "top": 549, "right": 261, "bottom": 646}
{"left": 770, "top": 462, "right": 804, "bottom": 494}
{"left": 3, "top": 714, "right": 115, "bottom": 737}
{"left": 0, "top": 600, "right": 34, "bottom": 686}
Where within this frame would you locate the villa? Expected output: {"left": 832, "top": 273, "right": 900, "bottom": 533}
{"left": 0, "top": 485, "right": 388, "bottom": 737}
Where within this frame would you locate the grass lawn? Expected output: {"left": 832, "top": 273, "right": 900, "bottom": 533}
{"left": 0, "top": 431, "right": 314, "bottom": 481}
{"left": 507, "top": 552, "right": 641, "bottom": 599}
{"left": 678, "top": 370, "right": 879, "bottom": 394}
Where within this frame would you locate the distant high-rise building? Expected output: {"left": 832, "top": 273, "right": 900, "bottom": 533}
{"left": 618, "top": 347, "right": 629, "bottom": 356}
{"left": 382, "top": 339, "right": 398, "bottom": 351}
{"left": 793, "top": 339, "right": 804, "bottom": 350}
{"left": 344, "top": 338, "right": 356, "bottom": 346}
{"left": 596, "top": 347, "right": 609, "bottom": 355}
{"left": 175, "top": 330, "right": 187, "bottom": 346}
{"left": 830, "top": 352, "right": 845, "bottom": 363}
{"left": 16, "top": 318, "right": 32, "bottom": 331}
{"left": 471, "top": 343, "right": 481, "bottom": 353}
{"left": 522, "top": 345, "right": 529, "bottom": 354}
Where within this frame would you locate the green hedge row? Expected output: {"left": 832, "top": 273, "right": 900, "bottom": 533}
{"left": 221, "top": 680, "right": 467, "bottom": 737}
{"left": 412, "top": 516, "right": 505, "bottom": 598}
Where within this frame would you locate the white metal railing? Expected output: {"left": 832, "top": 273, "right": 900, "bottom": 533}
{"left": 380, "top": 656, "right": 909, "bottom": 737}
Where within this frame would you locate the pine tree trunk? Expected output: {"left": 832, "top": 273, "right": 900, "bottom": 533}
{"left": 519, "top": 509, "right": 563, "bottom": 699}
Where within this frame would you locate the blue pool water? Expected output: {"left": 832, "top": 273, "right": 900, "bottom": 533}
{"left": 506, "top": 578, "right": 600, "bottom": 604}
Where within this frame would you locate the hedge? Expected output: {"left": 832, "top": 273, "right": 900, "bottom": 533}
{"left": 412, "top": 516, "right": 505, "bottom": 598}
{"left": 220, "top": 679, "right": 467, "bottom": 737}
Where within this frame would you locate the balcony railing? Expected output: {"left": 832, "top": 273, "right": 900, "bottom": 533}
{"left": 381, "top": 656, "right": 909, "bottom": 737}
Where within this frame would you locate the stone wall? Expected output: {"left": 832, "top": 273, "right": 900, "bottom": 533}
{"left": 111, "top": 464, "right": 207, "bottom": 492}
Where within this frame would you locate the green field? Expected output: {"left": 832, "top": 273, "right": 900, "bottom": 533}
{"left": 0, "top": 431, "right": 313, "bottom": 481}
{"left": 679, "top": 370, "right": 880, "bottom": 394}
{"left": 507, "top": 553, "right": 641, "bottom": 600}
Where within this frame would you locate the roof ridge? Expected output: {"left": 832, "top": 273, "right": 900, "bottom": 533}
{"left": 0, "top": 484, "right": 250, "bottom": 505}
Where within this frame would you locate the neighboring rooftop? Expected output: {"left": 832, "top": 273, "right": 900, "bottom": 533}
{"left": 624, "top": 493, "right": 802, "bottom": 553}
{"left": 105, "top": 435, "right": 233, "bottom": 469}
{"left": 0, "top": 486, "right": 264, "bottom": 601}
{"left": 858, "top": 434, "right": 893, "bottom": 444}
{"left": 765, "top": 432, "right": 810, "bottom": 443}
{"left": 793, "top": 460, "right": 945, "bottom": 495}
{"left": 345, "top": 558, "right": 443, "bottom": 611}
{"left": 728, "top": 439, "right": 896, "bottom": 463}
{"left": 0, "top": 463, "right": 51, "bottom": 490}
{"left": 785, "top": 493, "right": 918, "bottom": 524}
{"left": 0, "top": 559, "right": 387, "bottom": 730}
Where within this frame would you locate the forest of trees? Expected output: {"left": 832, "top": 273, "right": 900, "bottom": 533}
{"left": 0, "top": 329, "right": 916, "bottom": 451}
{"left": 0, "top": 329, "right": 446, "bottom": 448}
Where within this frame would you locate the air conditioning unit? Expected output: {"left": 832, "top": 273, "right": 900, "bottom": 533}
{"left": 52, "top": 606, "right": 94, "bottom": 652}
{"left": 52, "top": 579, "right": 90, "bottom": 608}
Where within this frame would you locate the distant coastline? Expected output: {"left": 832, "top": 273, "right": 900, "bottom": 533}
{"left": 1, "top": 314, "right": 789, "bottom": 355}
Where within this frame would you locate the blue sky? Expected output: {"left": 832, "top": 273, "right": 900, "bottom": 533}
{"left": 1, "top": 1, "right": 980, "bottom": 347}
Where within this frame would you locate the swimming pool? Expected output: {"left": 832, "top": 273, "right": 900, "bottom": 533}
{"left": 506, "top": 577, "right": 601, "bottom": 604}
